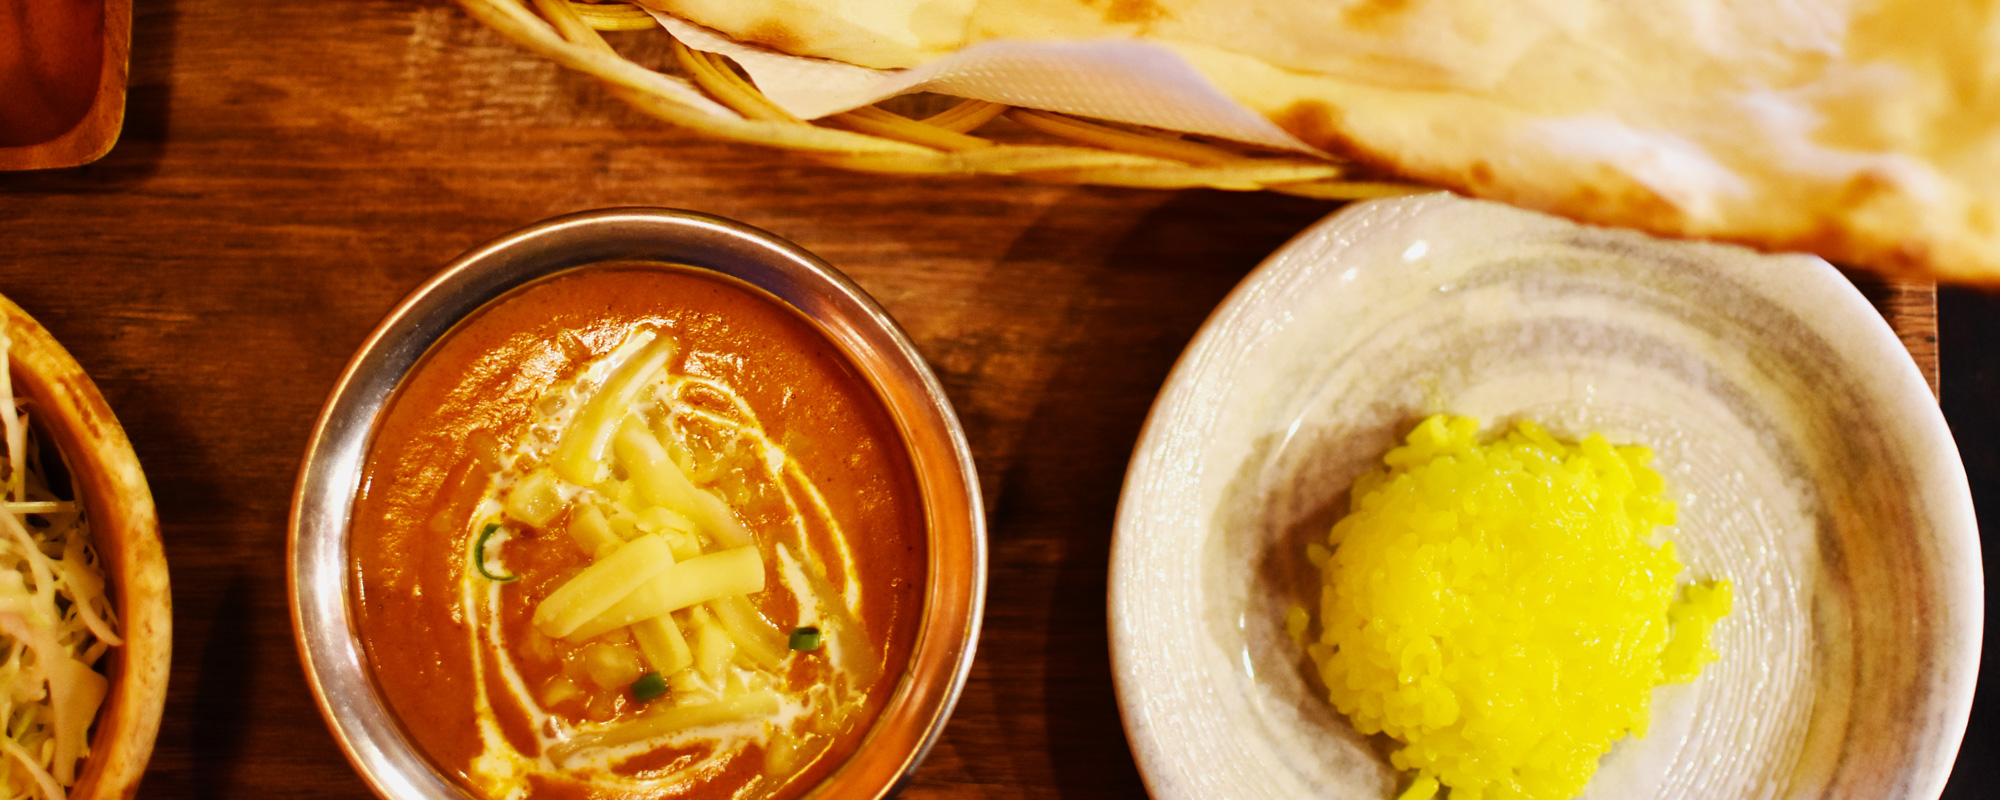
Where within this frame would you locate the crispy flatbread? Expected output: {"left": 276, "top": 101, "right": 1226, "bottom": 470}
{"left": 635, "top": 0, "right": 2000, "bottom": 281}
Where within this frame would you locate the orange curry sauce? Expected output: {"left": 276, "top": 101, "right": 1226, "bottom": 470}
{"left": 351, "top": 266, "right": 926, "bottom": 800}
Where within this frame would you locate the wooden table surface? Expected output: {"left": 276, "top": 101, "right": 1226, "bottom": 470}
{"left": 0, "top": 1, "right": 1954, "bottom": 797}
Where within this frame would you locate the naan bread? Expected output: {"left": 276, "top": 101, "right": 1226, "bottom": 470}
{"left": 635, "top": 0, "right": 2000, "bottom": 282}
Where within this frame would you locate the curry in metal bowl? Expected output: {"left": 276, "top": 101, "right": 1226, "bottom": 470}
{"left": 292, "top": 210, "right": 983, "bottom": 800}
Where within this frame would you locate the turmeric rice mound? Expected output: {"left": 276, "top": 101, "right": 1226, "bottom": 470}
{"left": 1302, "top": 415, "right": 1731, "bottom": 800}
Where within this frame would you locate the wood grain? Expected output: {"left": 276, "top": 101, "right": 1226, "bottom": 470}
{"left": 0, "top": 0, "right": 130, "bottom": 170}
{"left": 1846, "top": 272, "right": 1940, "bottom": 397}
{"left": 0, "top": 2, "right": 1952, "bottom": 797}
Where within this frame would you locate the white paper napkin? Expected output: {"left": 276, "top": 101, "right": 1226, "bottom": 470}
{"left": 650, "top": 12, "right": 1320, "bottom": 154}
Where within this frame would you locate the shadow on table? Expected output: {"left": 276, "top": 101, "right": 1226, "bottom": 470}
{"left": 1939, "top": 285, "right": 2000, "bottom": 800}
{"left": 970, "top": 186, "right": 1339, "bottom": 796}
{"left": 187, "top": 569, "right": 257, "bottom": 793}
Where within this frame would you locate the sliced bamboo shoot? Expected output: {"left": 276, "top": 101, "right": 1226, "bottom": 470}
{"left": 690, "top": 605, "right": 735, "bottom": 678}
{"left": 709, "top": 594, "right": 787, "bottom": 669}
{"left": 533, "top": 534, "right": 676, "bottom": 639}
{"left": 632, "top": 615, "right": 694, "bottom": 675}
{"left": 663, "top": 530, "right": 702, "bottom": 562}
{"left": 551, "top": 332, "right": 676, "bottom": 485}
{"left": 636, "top": 504, "right": 698, "bottom": 537}
{"left": 612, "top": 417, "right": 752, "bottom": 548}
{"left": 541, "top": 675, "right": 584, "bottom": 708}
{"left": 503, "top": 467, "right": 565, "bottom": 528}
{"left": 606, "top": 512, "right": 639, "bottom": 542}
{"left": 567, "top": 546, "right": 765, "bottom": 640}
{"left": 668, "top": 666, "right": 709, "bottom": 702}
{"left": 582, "top": 641, "right": 646, "bottom": 689}
{"left": 566, "top": 504, "right": 622, "bottom": 559}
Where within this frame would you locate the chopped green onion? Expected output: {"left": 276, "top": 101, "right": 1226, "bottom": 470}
{"left": 630, "top": 671, "right": 668, "bottom": 702}
{"left": 473, "top": 523, "right": 520, "bottom": 583}
{"left": 789, "top": 627, "right": 822, "bottom": 651}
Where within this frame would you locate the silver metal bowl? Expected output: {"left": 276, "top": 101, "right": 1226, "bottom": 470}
{"left": 288, "top": 209, "right": 986, "bottom": 800}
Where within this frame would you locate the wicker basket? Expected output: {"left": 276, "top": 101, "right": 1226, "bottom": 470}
{"left": 458, "top": 0, "right": 1421, "bottom": 198}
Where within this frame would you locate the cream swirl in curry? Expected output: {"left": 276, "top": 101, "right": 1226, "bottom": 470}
{"left": 352, "top": 266, "right": 925, "bottom": 800}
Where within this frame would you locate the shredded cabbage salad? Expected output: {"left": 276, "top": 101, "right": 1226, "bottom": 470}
{"left": 0, "top": 328, "right": 120, "bottom": 800}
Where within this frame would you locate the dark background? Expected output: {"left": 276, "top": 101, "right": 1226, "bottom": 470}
{"left": 0, "top": 1, "right": 1993, "bottom": 797}
{"left": 1940, "top": 287, "right": 1997, "bottom": 800}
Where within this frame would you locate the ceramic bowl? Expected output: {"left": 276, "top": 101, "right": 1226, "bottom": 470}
{"left": 1110, "top": 194, "right": 1980, "bottom": 800}
{"left": 289, "top": 209, "right": 985, "bottom": 800}
{"left": 0, "top": 294, "right": 171, "bottom": 799}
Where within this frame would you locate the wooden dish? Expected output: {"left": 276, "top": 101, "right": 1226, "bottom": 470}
{"left": 0, "top": 0, "right": 133, "bottom": 171}
{"left": 0, "top": 293, "right": 171, "bottom": 798}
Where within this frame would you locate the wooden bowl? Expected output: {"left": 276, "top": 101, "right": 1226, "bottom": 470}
{"left": 0, "top": 294, "right": 170, "bottom": 798}
{"left": 0, "top": 0, "right": 133, "bottom": 170}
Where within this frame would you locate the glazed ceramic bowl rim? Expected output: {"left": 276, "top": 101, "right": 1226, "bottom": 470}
{"left": 288, "top": 208, "right": 986, "bottom": 800}
{"left": 1108, "top": 193, "right": 1981, "bottom": 800}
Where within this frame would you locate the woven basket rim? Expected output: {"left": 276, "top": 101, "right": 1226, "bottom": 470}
{"left": 460, "top": 0, "right": 1424, "bottom": 197}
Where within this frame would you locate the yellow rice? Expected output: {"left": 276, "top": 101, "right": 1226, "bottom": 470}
{"left": 1302, "top": 415, "right": 1731, "bottom": 800}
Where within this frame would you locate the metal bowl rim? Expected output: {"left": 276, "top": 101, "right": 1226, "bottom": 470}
{"left": 287, "top": 208, "right": 986, "bottom": 800}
